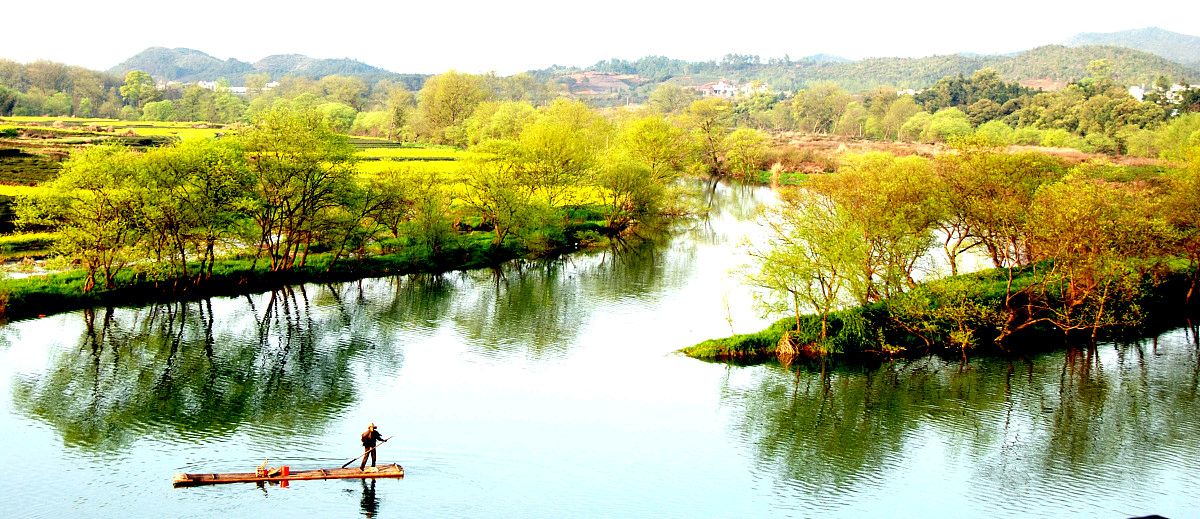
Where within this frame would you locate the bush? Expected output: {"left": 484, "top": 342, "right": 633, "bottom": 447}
{"left": 1082, "top": 132, "right": 1120, "bottom": 154}
{"left": 1012, "top": 127, "right": 1043, "bottom": 145}
{"left": 1120, "top": 127, "right": 1158, "bottom": 158}
{"left": 921, "top": 108, "right": 972, "bottom": 143}
{"left": 1040, "top": 128, "right": 1083, "bottom": 149}
{"left": 973, "top": 120, "right": 1014, "bottom": 146}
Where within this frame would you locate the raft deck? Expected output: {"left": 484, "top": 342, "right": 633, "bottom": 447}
{"left": 173, "top": 463, "right": 404, "bottom": 487}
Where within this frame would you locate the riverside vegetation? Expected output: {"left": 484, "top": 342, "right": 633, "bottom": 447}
{"left": 0, "top": 96, "right": 703, "bottom": 320}
{"left": 3, "top": 62, "right": 1200, "bottom": 338}
{"left": 684, "top": 143, "right": 1200, "bottom": 364}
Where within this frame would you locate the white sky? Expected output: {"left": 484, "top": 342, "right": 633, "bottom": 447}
{"left": 3, "top": 1, "right": 1198, "bottom": 75}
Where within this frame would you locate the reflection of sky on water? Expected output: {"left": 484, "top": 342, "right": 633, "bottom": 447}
{"left": 0, "top": 181, "right": 1197, "bottom": 518}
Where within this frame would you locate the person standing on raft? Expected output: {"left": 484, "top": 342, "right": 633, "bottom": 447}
{"left": 360, "top": 422, "right": 386, "bottom": 470}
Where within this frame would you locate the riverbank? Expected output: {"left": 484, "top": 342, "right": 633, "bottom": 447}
{"left": 682, "top": 265, "right": 1200, "bottom": 364}
{"left": 0, "top": 222, "right": 618, "bottom": 323}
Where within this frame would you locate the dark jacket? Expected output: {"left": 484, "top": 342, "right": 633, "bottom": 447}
{"left": 361, "top": 428, "right": 384, "bottom": 448}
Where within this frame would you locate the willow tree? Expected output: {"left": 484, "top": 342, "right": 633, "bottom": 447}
{"left": 618, "top": 115, "right": 691, "bottom": 182}
{"left": 809, "top": 153, "right": 940, "bottom": 304}
{"left": 722, "top": 128, "right": 768, "bottom": 179}
{"left": 16, "top": 145, "right": 145, "bottom": 292}
{"left": 139, "top": 138, "right": 252, "bottom": 281}
{"left": 458, "top": 155, "right": 540, "bottom": 247}
{"left": 935, "top": 150, "right": 1066, "bottom": 270}
{"left": 237, "top": 106, "right": 358, "bottom": 271}
{"left": 1010, "top": 174, "right": 1172, "bottom": 342}
{"left": 682, "top": 97, "right": 733, "bottom": 174}
{"left": 748, "top": 188, "right": 865, "bottom": 355}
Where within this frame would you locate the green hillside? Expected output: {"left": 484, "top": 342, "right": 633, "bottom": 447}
{"left": 1068, "top": 27, "right": 1200, "bottom": 68}
{"left": 108, "top": 47, "right": 424, "bottom": 86}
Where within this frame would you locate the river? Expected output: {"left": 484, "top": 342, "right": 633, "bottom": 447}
{"left": 1, "top": 182, "right": 1198, "bottom": 518}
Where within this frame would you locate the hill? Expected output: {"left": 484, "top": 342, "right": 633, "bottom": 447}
{"left": 992, "top": 44, "right": 1196, "bottom": 85}
{"left": 251, "top": 54, "right": 396, "bottom": 80}
{"left": 1067, "top": 27, "right": 1200, "bottom": 69}
{"left": 574, "top": 44, "right": 1198, "bottom": 94}
{"left": 109, "top": 47, "right": 420, "bottom": 86}
{"left": 108, "top": 47, "right": 254, "bottom": 83}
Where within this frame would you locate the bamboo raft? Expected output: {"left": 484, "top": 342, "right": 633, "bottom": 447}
{"left": 173, "top": 463, "right": 404, "bottom": 487}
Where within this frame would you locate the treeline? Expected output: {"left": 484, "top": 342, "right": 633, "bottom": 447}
{"left": 675, "top": 65, "right": 1200, "bottom": 158}
{"left": 577, "top": 45, "right": 1196, "bottom": 93}
{"left": 695, "top": 144, "right": 1200, "bottom": 361}
{"left": 11, "top": 98, "right": 710, "bottom": 296}
{"left": 0, "top": 59, "right": 123, "bottom": 118}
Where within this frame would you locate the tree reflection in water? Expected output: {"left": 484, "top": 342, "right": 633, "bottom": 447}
{"left": 724, "top": 330, "right": 1200, "bottom": 504}
{"left": 11, "top": 285, "right": 390, "bottom": 451}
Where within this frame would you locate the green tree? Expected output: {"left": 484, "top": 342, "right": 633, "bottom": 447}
{"left": 320, "top": 75, "right": 368, "bottom": 110}
{"left": 237, "top": 106, "right": 359, "bottom": 270}
{"left": 722, "top": 128, "right": 768, "bottom": 178}
{"left": 921, "top": 108, "right": 972, "bottom": 143}
{"left": 594, "top": 155, "right": 659, "bottom": 230}
{"left": 898, "top": 111, "right": 933, "bottom": 142}
{"left": 43, "top": 92, "right": 72, "bottom": 116}
{"left": 141, "top": 99, "right": 175, "bottom": 121}
{"left": 1162, "top": 155, "right": 1200, "bottom": 303}
{"left": 683, "top": 97, "right": 733, "bottom": 174}
{"left": 350, "top": 111, "right": 392, "bottom": 137}
{"left": 809, "top": 153, "right": 939, "bottom": 303}
{"left": 76, "top": 97, "right": 95, "bottom": 118}
{"left": 16, "top": 145, "right": 145, "bottom": 291}
{"left": 317, "top": 101, "right": 358, "bottom": 132}
{"left": 791, "top": 82, "right": 852, "bottom": 134}
{"left": 463, "top": 100, "right": 536, "bottom": 146}
{"left": 834, "top": 102, "right": 869, "bottom": 138}
{"left": 748, "top": 188, "right": 865, "bottom": 354}
{"left": 0, "top": 85, "right": 18, "bottom": 116}
{"left": 386, "top": 85, "right": 417, "bottom": 141}
{"left": 416, "top": 71, "right": 490, "bottom": 145}
{"left": 648, "top": 83, "right": 698, "bottom": 115}
{"left": 881, "top": 96, "right": 923, "bottom": 141}
{"left": 137, "top": 139, "right": 253, "bottom": 280}
{"left": 619, "top": 115, "right": 692, "bottom": 180}
{"left": 458, "top": 156, "right": 540, "bottom": 247}
{"left": 972, "top": 120, "right": 1014, "bottom": 146}
{"left": 509, "top": 98, "right": 608, "bottom": 207}
{"left": 244, "top": 73, "right": 271, "bottom": 98}
{"left": 935, "top": 150, "right": 1066, "bottom": 269}
{"left": 1012, "top": 174, "right": 1170, "bottom": 342}
{"left": 119, "top": 70, "right": 157, "bottom": 109}
{"left": 213, "top": 87, "right": 246, "bottom": 123}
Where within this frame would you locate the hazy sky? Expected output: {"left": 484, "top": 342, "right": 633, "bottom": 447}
{"left": 4, "top": 1, "right": 1199, "bottom": 74}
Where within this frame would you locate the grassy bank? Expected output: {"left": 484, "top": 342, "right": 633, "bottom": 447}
{"left": 0, "top": 222, "right": 615, "bottom": 323}
{"left": 682, "top": 265, "right": 1199, "bottom": 364}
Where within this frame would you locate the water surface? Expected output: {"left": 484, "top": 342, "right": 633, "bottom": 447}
{"left": 1, "top": 182, "right": 1197, "bottom": 518}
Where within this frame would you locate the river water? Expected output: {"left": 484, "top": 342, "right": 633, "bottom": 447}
{"left": 1, "top": 182, "right": 1198, "bottom": 518}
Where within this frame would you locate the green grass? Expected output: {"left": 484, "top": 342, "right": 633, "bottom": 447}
{"left": 751, "top": 169, "right": 809, "bottom": 186}
{"left": 0, "top": 217, "right": 616, "bottom": 321}
{"left": 682, "top": 264, "right": 1197, "bottom": 364}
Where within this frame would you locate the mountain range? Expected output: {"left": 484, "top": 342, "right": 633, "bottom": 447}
{"left": 107, "top": 47, "right": 421, "bottom": 87}
{"left": 1067, "top": 27, "right": 1200, "bottom": 69}
{"left": 107, "top": 27, "right": 1200, "bottom": 91}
